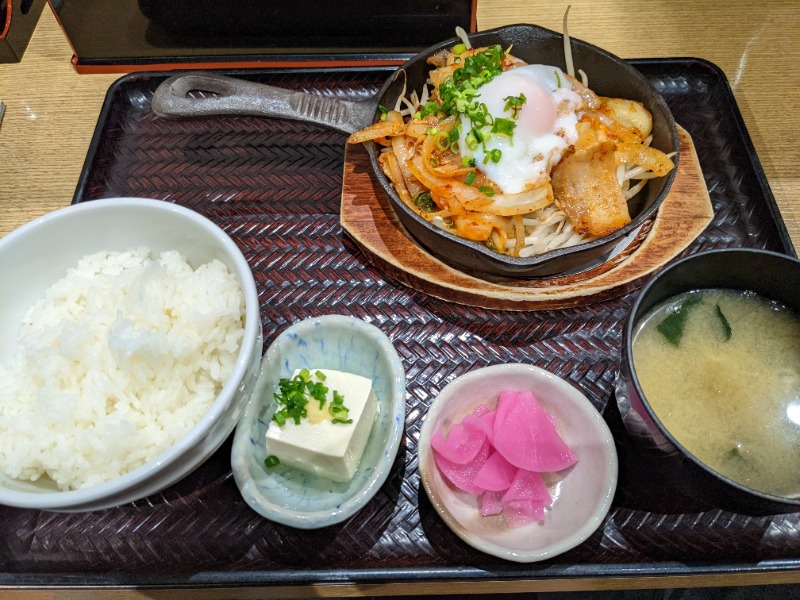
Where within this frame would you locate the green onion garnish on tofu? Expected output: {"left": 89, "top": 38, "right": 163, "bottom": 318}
{"left": 272, "top": 368, "right": 351, "bottom": 426}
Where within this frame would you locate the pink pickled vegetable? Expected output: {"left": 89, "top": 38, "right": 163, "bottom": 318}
{"left": 433, "top": 437, "right": 491, "bottom": 494}
{"left": 431, "top": 388, "right": 579, "bottom": 528}
{"left": 493, "top": 390, "right": 578, "bottom": 472}
{"left": 501, "top": 469, "right": 551, "bottom": 527}
{"left": 503, "top": 468, "right": 551, "bottom": 504}
{"left": 430, "top": 420, "right": 486, "bottom": 465}
{"left": 472, "top": 404, "right": 490, "bottom": 417}
{"left": 461, "top": 409, "right": 496, "bottom": 438}
{"left": 481, "top": 491, "right": 504, "bottom": 517}
{"left": 473, "top": 450, "right": 517, "bottom": 492}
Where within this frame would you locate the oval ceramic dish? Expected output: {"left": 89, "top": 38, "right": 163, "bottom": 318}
{"left": 419, "top": 363, "right": 618, "bottom": 562}
{"left": 231, "top": 315, "right": 406, "bottom": 529}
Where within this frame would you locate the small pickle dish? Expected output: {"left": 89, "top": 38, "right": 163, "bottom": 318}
{"left": 419, "top": 363, "right": 618, "bottom": 562}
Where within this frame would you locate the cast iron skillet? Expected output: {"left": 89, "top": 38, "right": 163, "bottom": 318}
{"left": 151, "top": 23, "right": 680, "bottom": 279}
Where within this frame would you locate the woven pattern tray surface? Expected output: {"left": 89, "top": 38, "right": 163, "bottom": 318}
{"left": 1, "top": 60, "right": 797, "bottom": 587}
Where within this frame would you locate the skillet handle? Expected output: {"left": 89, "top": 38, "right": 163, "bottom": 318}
{"left": 151, "top": 72, "right": 375, "bottom": 135}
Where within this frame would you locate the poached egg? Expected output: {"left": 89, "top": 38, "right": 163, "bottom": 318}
{"left": 457, "top": 64, "right": 583, "bottom": 195}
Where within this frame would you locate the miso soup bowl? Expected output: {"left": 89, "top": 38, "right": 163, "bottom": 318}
{"left": 615, "top": 248, "right": 800, "bottom": 515}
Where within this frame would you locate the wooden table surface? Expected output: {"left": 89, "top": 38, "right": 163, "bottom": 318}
{"left": 0, "top": 1, "right": 798, "bottom": 597}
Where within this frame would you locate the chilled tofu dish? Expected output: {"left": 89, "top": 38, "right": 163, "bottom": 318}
{"left": 264, "top": 368, "right": 379, "bottom": 482}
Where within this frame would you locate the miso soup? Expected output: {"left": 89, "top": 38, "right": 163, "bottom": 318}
{"left": 632, "top": 288, "right": 800, "bottom": 499}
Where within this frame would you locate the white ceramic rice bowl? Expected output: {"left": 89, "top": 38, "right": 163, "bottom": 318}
{"left": 0, "top": 197, "right": 262, "bottom": 512}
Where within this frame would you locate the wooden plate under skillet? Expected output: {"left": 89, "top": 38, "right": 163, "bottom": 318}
{"left": 341, "top": 125, "right": 713, "bottom": 311}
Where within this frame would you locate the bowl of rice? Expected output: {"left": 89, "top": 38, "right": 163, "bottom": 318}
{"left": 0, "top": 197, "right": 262, "bottom": 512}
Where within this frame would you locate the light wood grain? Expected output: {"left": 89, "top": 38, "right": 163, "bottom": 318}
{"left": 3, "top": 569, "right": 800, "bottom": 599}
{"left": 0, "top": 6, "right": 119, "bottom": 236}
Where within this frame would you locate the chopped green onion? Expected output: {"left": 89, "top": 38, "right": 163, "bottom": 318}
{"left": 413, "top": 191, "right": 437, "bottom": 213}
{"left": 271, "top": 370, "right": 351, "bottom": 427}
{"left": 492, "top": 117, "right": 516, "bottom": 137}
{"left": 461, "top": 156, "right": 476, "bottom": 168}
{"left": 465, "top": 172, "right": 477, "bottom": 186}
{"left": 264, "top": 455, "right": 280, "bottom": 468}
{"left": 483, "top": 148, "right": 502, "bottom": 164}
{"left": 503, "top": 93, "right": 526, "bottom": 118}
{"left": 329, "top": 390, "right": 352, "bottom": 424}
{"left": 554, "top": 70, "right": 561, "bottom": 88}
{"left": 435, "top": 131, "right": 450, "bottom": 151}
{"left": 377, "top": 105, "right": 389, "bottom": 121}
{"left": 420, "top": 101, "right": 440, "bottom": 118}
{"left": 446, "top": 127, "right": 460, "bottom": 147}
{"left": 475, "top": 104, "right": 492, "bottom": 127}
{"left": 465, "top": 129, "right": 480, "bottom": 151}
{"left": 478, "top": 185, "right": 495, "bottom": 197}
{"left": 453, "top": 43, "right": 467, "bottom": 54}
{"left": 438, "top": 44, "right": 505, "bottom": 118}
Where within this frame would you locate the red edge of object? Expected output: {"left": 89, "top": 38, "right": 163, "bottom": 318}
{"left": 0, "top": 0, "right": 13, "bottom": 40}
{"left": 70, "top": 56, "right": 411, "bottom": 74}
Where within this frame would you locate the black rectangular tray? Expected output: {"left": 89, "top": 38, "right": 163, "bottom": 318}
{"left": 2, "top": 59, "right": 798, "bottom": 591}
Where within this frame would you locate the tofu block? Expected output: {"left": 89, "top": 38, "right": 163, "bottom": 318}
{"left": 265, "top": 369, "right": 379, "bottom": 482}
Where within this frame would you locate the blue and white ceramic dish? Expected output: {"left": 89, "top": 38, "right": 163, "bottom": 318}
{"left": 231, "top": 315, "right": 406, "bottom": 529}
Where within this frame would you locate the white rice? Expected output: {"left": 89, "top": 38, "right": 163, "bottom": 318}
{"left": 0, "top": 248, "right": 245, "bottom": 491}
